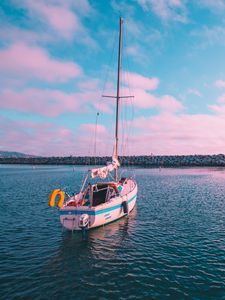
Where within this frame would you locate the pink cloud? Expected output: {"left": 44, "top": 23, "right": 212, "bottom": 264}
{"left": 158, "top": 95, "right": 184, "bottom": 112}
{"left": 111, "top": 0, "right": 135, "bottom": 15}
{"left": 120, "top": 85, "right": 183, "bottom": 111}
{"left": 67, "top": 0, "right": 94, "bottom": 16}
{"left": 191, "top": 26, "right": 225, "bottom": 49}
{"left": 122, "top": 72, "right": 183, "bottom": 112}
{"left": 125, "top": 72, "right": 159, "bottom": 90}
{"left": 0, "top": 115, "right": 115, "bottom": 156}
{"left": 0, "top": 26, "right": 51, "bottom": 45}
{"left": 0, "top": 87, "right": 112, "bottom": 116}
{"left": 24, "top": 1, "right": 79, "bottom": 39}
{"left": 78, "top": 79, "right": 100, "bottom": 90}
{"left": 2, "top": 109, "right": 225, "bottom": 156}
{"left": 197, "top": 0, "right": 225, "bottom": 13}
{"left": 0, "top": 116, "right": 77, "bottom": 156}
{"left": 170, "top": 0, "right": 182, "bottom": 6}
{"left": 126, "top": 19, "right": 142, "bottom": 37}
{"left": 209, "top": 104, "right": 225, "bottom": 114}
{"left": 137, "top": 0, "right": 187, "bottom": 22}
{"left": 209, "top": 91, "right": 225, "bottom": 112}
{"left": 94, "top": 102, "right": 112, "bottom": 114}
{"left": 129, "top": 88, "right": 157, "bottom": 108}
{"left": 126, "top": 46, "right": 140, "bottom": 56}
{"left": 77, "top": 123, "right": 113, "bottom": 156}
{"left": 187, "top": 88, "right": 202, "bottom": 97}
{"left": 15, "top": 0, "right": 97, "bottom": 47}
{"left": 0, "top": 89, "right": 80, "bottom": 117}
{"left": 0, "top": 2, "right": 97, "bottom": 49}
{"left": 31, "top": 0, "right": 94, "bottom": 16}
{"left": 217, "top": 93, "right": 225, "bottom": 103}
{"left": 80, "top": 123, "right": 107, "bottom": 134}
{"left": 0, "top": 43, "right": 81, "bottom": 82}
{"left": 215, "top": 79, "right": 225, "bottom": 88}
{"left": 0, "top": 70, "right": 178, "bottom": 118}
{"left": 129, "top": 113, "right": 225, "bottom": 155}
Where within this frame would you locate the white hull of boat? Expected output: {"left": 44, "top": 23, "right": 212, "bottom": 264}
{"left": 59, "top": 179, "right": 137, "bottom": 231}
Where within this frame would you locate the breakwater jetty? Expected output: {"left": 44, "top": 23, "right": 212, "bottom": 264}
{"left": 1, "top": 154, "right": 225, "bottom": 167}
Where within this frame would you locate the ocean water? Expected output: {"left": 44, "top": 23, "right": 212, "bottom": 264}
{"left": 0, "top": 165, "right": 225, "bottom": 300}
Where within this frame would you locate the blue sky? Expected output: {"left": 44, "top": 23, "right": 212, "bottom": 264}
{"left": 1, "top": 0, "right": 225, "bottom": 156}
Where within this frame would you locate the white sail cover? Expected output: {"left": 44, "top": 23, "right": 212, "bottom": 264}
{"left": 91, "top": 158, "right": 120, "bottom": 179}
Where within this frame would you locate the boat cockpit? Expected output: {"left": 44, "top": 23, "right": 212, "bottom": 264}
{"left": 65, "top": 181, "right": 121, "bottom": 208}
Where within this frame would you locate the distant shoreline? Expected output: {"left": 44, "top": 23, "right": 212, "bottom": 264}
{"left": 1, "top": 154, "right": 225, "bottom": 167}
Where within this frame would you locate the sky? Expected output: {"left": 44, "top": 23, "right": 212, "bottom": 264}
{"left": 1, "top": 0, "right": 225, "bottom": 156}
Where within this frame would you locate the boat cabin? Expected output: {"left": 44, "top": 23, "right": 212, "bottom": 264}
{"left": 91, "top": 182, "right": 119, "bottom": 206}
{"left": 66, "top": 182, "right": 120, "bottom": 208}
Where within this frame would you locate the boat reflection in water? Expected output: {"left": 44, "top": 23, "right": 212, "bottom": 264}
{"left": 45, "top": 206, "right": 137, "bottom": 271}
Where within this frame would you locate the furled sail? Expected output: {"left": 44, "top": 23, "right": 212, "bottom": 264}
{"left": 91, "top": 158, "right": 120, "bottom": 179}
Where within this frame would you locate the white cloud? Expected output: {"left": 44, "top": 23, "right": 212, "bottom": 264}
{"left": 197, "top": 0, "right": 225, "bottom": 13}
{"left": 187, "top": 89, "right": 202, "bottom": 97}
{"left": 137, "top": 0, "right": 188, "bottom": 22}
{"left": 191, "top": 26, "right": 225, "bottom": 48}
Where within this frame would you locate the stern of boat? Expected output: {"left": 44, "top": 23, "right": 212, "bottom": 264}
{"left": 59, "top": 207, "right": 94, "bottom": 231}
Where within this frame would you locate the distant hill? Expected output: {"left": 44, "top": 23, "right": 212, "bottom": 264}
{"left": 0, "top": 151, "right": 37, "bottom": 158}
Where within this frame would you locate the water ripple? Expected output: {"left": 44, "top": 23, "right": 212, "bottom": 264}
{"left": 1, "top": 166, "right": 225, "bottom": 299}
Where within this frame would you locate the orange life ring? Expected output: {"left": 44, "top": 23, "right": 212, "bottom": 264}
{"left": 48, "top": 189, "right": 65, "bottom": 208}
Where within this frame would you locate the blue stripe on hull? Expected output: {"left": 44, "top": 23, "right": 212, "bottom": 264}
{"left": 91, "top": 201, "right": 137, "bottom": 230}
{"left": 60, "top": 194, "right": 137, "bottom": 216}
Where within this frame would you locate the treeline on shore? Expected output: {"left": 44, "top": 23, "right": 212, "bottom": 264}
{"left": 1, "top": 154, "right": 225, "bottom": 167}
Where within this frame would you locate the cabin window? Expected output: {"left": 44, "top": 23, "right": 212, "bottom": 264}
{"left": 92, "top": 185, "right": 108, "bottom": 206}
{"left": 91, "top": 184, "right": 116, "bottom": 206}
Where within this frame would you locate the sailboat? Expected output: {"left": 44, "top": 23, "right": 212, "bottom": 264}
{"left": 48, "top": 17, "right": 138, "bottom": 231}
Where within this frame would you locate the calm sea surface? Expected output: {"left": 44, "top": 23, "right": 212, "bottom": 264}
{"left": 0, "top": 165, "right": 225, "bottom": 300}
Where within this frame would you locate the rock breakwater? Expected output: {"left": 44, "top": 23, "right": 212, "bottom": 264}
{"left": 1, "top": 154, "right": 225, "bottom": 167}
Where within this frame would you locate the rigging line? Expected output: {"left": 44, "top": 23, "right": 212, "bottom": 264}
{"left": 121, "top": 27, "right": 134, "bottom": 158}
{"left": 121, "top": 71, "right": 128, "bottom": 157}
{"left": 93, "top": 29, "right": 118, "bottom": 159}
{"left": 122, "top": 27, "right": 131, "bottom": 158}
{"left": 125, "top": 42, "right": 135, "bottom": 156}
{"left": 121, "top": 38, "right": 128, "bottom": 158}
{"left": 124, "top": 100, "right": 130, "bottom": 157}
{"left": 124, "top": 99, "right": 131, "bottom": 157}
{"left": 120, "top": 28, "right": 125, "bottom": 158}
{"left": 101, "top": 29, "right": 118, "bottom": 102}
{"left": 94, "top": 112, "right": 100, "bottom": 165}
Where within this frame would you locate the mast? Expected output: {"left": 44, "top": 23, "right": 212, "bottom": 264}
{"left": 115, "top": 17, "right": 123, "bottom": 182}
